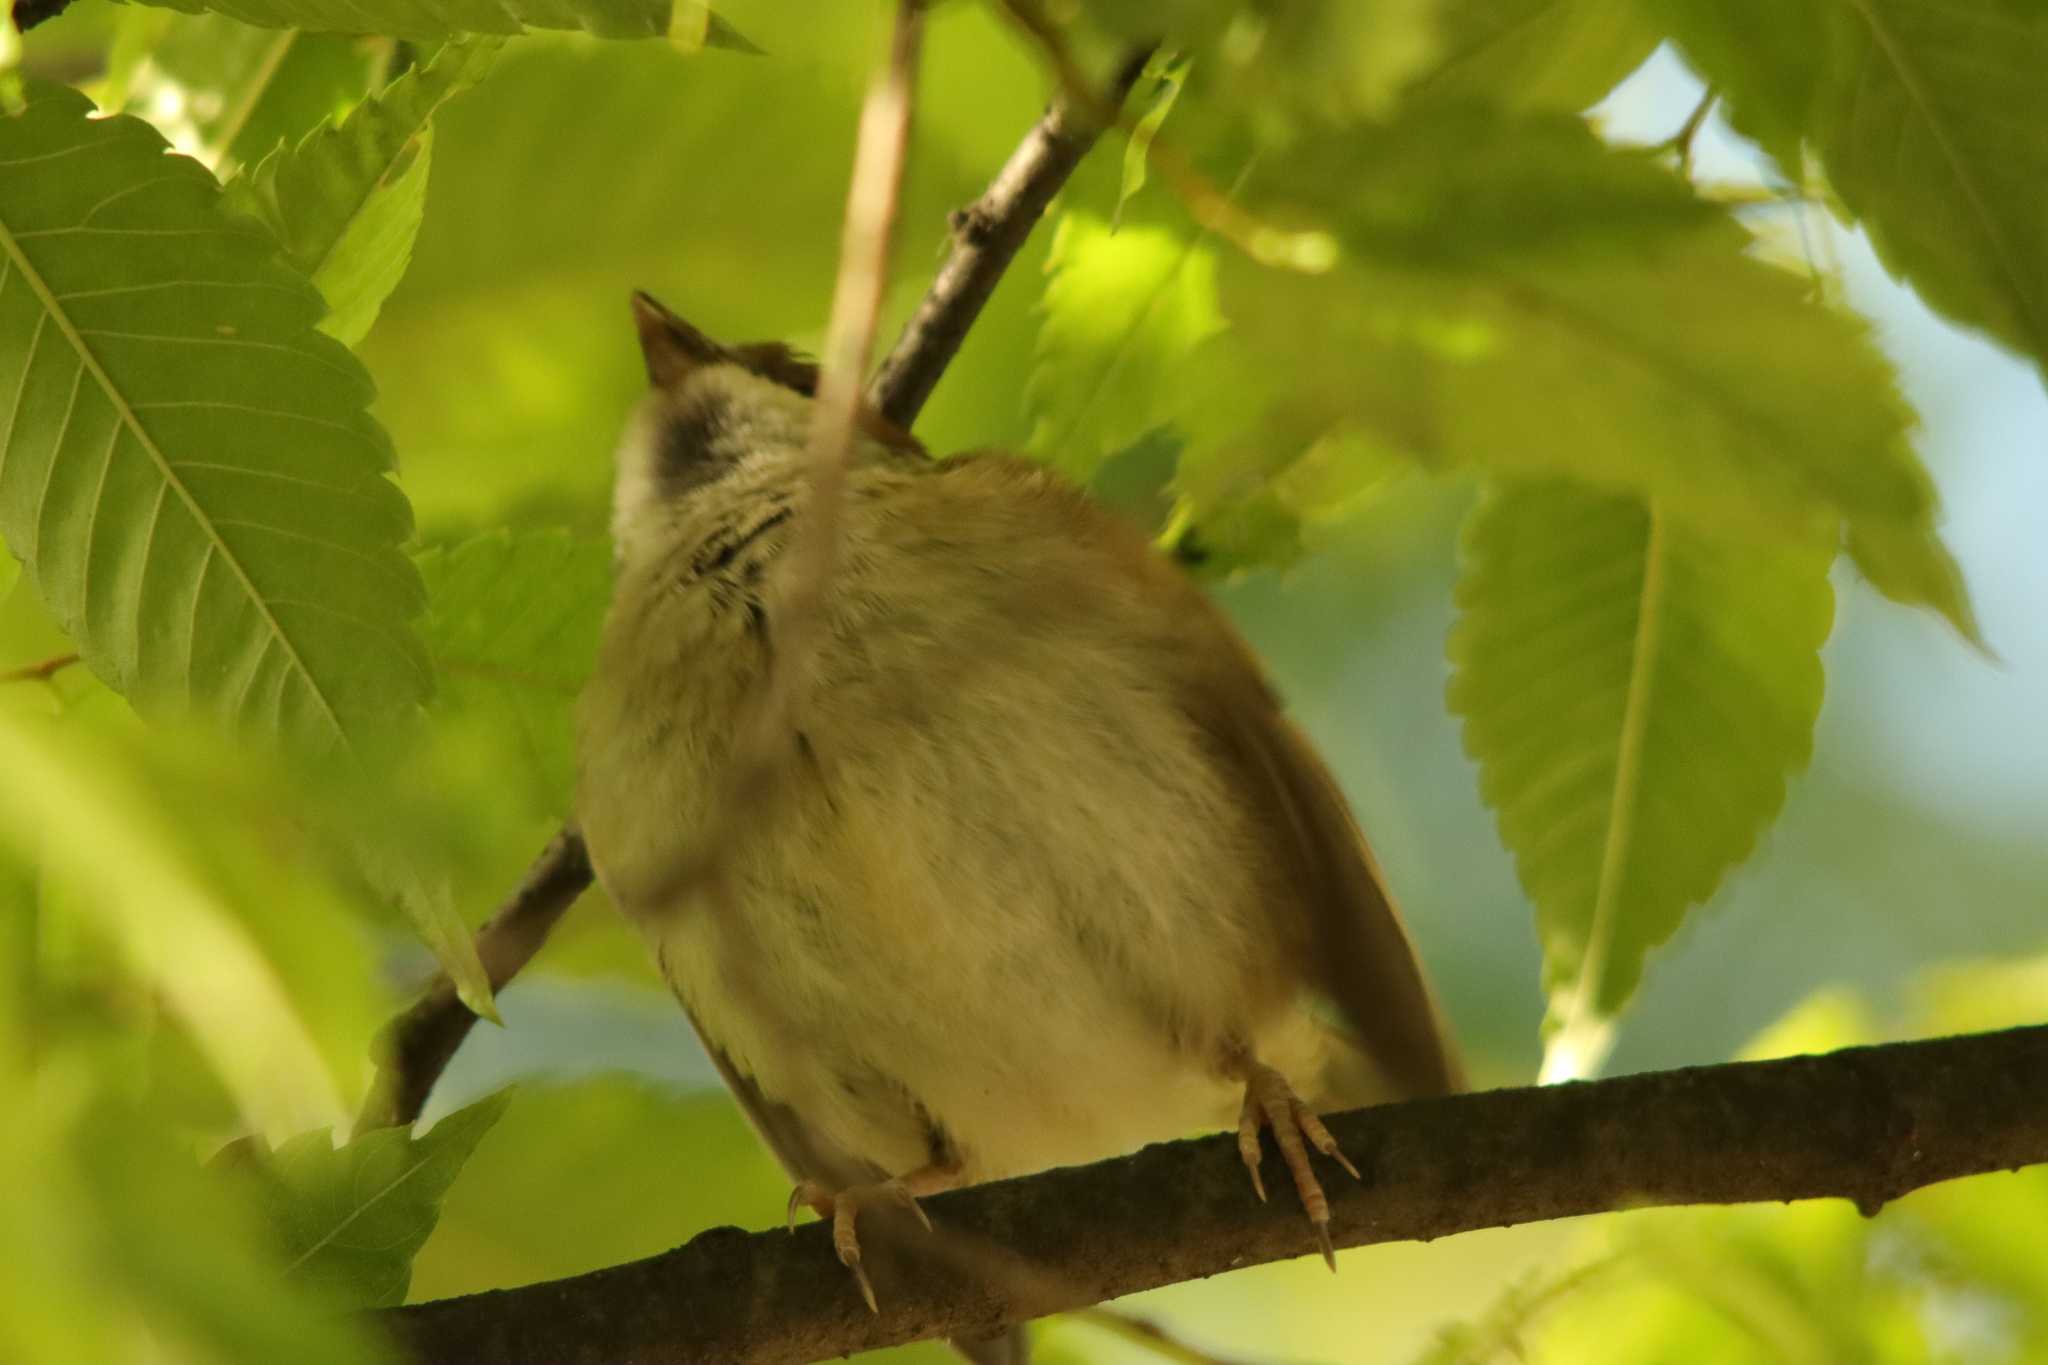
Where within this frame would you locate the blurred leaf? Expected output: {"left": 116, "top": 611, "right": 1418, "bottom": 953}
{"left": 1182, "top": 110, "right": 1974, "bottom": 636}
{"left": 1652, "top": 0, "right": 2048, "bottom": 380}
{"left": 1115, "top": 51, "right": 1184, "bottom": 223}
{"left": 0, "top": 81, "right": 430, "bottom": 758}
{"left": 1408, "top": 1256, "right": 1618, "bottom": 1365}
{"left": 1406, "top": 0, "right": 1660, "bottom": 113}
{"left": 1447, "top": 483, "right": 1832, "bottom": 1040}
{"left": 416, "top": 529, "right": 611, "bottom": 814}
{"left": 120, "top": 15, "right": 386, "bottom": 172}
{"left": 1026, "top": 210, "right": 1223, "bottom": 482}
{"left": 227, "top": 37, "right": 503, "bottom": 347}
{"left": 110, "top": 0, "right": 755, "bottom": 42}
{"left": 0, "top": 704, "right": 365, "bottom": 1137}
{"left": 2, "top": 1099, "right": 394, "bottom": 1365}
{"left": 411, "top": 1077, "right": 784, "bottom": 1298}
{"left": 244, "top": 1092, "right": 511, "bottom": 1308}
{"left": 1230, "top": 0, "right": 1442, "bottom": 125}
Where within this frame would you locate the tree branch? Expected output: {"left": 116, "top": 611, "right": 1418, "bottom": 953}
{"left": 360, "top": 39, "right": 1151, "bottom": 1131}
{"left": 357, "top": 825, "right": 592, "bottom": 1130}
{"left": 869, "top": 44, "right": 1151, "bottom": 427}
{"left": 384, "top": 1025, "right": 2048, "bottom": 1363}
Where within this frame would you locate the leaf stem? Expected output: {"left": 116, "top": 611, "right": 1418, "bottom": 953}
{"left": 0, "top": 651, "right": 79, "bottom": 684}
{"left": 1544, "top": 504, "right": 1667, "bottom": 1082}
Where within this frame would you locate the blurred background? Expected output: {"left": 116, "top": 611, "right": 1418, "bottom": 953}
{"left": 12, "top": 2, "right": 2047, "bottom": 1361}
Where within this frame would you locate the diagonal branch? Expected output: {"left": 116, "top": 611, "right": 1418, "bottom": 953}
{"left": 359, "top": 40, "right": 1152, "bottom": 1132}
{"left": 869, "top": 44, "right": 1151, "bottom": 426}
{"left": 381, "top": 1024, "right": 2048, "bottom": 1363}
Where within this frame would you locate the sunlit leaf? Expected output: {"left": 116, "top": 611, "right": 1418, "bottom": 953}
{"left": 1447, "top": 482, "right": 1832, "bottom": 1043}
{"left": 1653, "top": 0, "right": 2048, "bottom": 379}
{"left": 227, "top": 37, "right": 502, "bottom": 347}
{"left": 1407, "top": 0, "right": 1660, "bottom": 113}
{"left": 109, "top": 0, "right": 757, "bottom": 44}
{"left": 118, "top": 15, "right": 384, "bottom": 173}
{"left": 243, "top": 1092, "right": 511, "bottom": 1308}
{"left": 416, "top": 528, "right": 611, "bottom": 814}
{"left": 1181, "top": 110, "right": 1974, "bottom": 636}
{"left": 0, "top": 81, "right": 430, "bottom": 757}
{"left": 1026, "top": 210, "right": 1223, "bottom": 483}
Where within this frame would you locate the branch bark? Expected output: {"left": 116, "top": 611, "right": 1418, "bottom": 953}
{"left": 361, "top": 43, "right": 1151, "bottom": 1131}
{"left": 384, "top": 1025, "right": 2048, "bottom": 1363}
{"left": 868, "top": 45, "right": 1150, "bottom": 427}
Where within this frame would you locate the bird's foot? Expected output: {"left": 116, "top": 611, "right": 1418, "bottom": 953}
{"left": 1235, "top": 1060, "right": 1360, "bottom": 1271}
{"left": 786, "top": 1176, "right": 935, "bottom": 1313}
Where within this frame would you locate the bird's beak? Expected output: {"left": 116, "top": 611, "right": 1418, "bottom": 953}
{"left": 631, "top": 291, "right": 725, "bottom": 389}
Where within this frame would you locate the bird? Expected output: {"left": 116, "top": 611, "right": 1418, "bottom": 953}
{"left": 575, "top": 292, "right": 1463, "bottom": 1363}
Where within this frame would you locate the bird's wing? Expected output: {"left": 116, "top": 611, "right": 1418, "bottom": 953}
{"left": 1190, "top": 664, "right": 1465, "bottom": 1098}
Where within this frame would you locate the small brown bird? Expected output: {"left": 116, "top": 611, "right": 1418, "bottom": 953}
{"left": 576, "top": 294, "right": 1462, "bottom": 1363}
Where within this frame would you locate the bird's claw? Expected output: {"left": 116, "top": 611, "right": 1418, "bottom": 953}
{"left": 1236, "top": 1061, "right": 1360, "bottom": 1272}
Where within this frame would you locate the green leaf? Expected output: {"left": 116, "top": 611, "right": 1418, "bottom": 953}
{"left": 109, "top": 0, "right": 755, "bottom": 43}
{"left": 416, "top": 529, "right": 611, "bottom": 815}
{"left": 0, "top": 81, "right": 430, "bottom": 759}
{"left": 244, "top": 1092, "right": 511, "bottom": 1309}
{"left": 411, "top": 1079, "right": 781, "bottom": 1300}
{"left": 227, "top": 38, "right": 503, "bottom": 348}
{"left": 1652, "top": 0, "right": 2048, "bottom": 379}
{"left": 1026, "top": 210, "right": 1224, "bottom": 484}
{"left": 54, "top": 1103, "right": 394, "bottom": 1365}
{"left": 0, "top": 704, "right": 369, "bottom": 1137}
{"left": 1181, "top": 110, "right": 1974, "bottom": 636}
{"left": 1229, "top": 0, "right": 1443, "bottom": 124}
{"left": 119, "top": 16, "right": 386, "bottom": 174}
{"left": 1406, "top": 0, "right": 1660, "bottom": 113}
{"left": 1447, "top": 482, "right": 1832, "bottom": 1046}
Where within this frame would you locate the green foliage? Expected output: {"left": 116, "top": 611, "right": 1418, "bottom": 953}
{"left": 240, "top": 1092, "right": 511, "bottom": 1308}
{"left": 1027, "top": 210, "right": 1224, "bottom": 483}
{"left": 416, "top": 529, "right": 611, "bottom": 813}
{"left": 110, "top": 0, "right": 755, "bottom": 44}
{"left": 1408, "top": 0, "right": 1661, "bottom": 112}
{"left": 1447, "top": 483, "right": 1832, "bottom": 1040}
{"left": 1652, "top": 0, "right": 2048, "bottom": 380}
{"left": 227, "top": 39, "right": 501, "bottom": 347}
{"left": 0, "top": 1095, "right": 394, "bottom": 1365}
{"left": 0, "top": 81, "right": 429, "bottom": 758}
{"left": 1182, "top": 109, "right": 1974, "bottom": 638}
{"left": 107, "top": 15, "right": 385, "bottom": 174}
{"left": 0, "top": 700, "right": 387, "bottom": 1136}
{"left": 411, "top": 1077, "right": 779, "bottom": 1297}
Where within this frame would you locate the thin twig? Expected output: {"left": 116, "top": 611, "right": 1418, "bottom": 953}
{"left": 356, "top": 825, "right": 592, "bottom": 1131}
{"left": 640, "top": 0, "right": 926, "bottom": 918}
{"left": 382, "top": 1024, "right": 2048, "bottom": 1363}
{"left": 870, "top": 43, "right": 1152, "bottom": 426}
{"left": 362, "top": 13, "right": 1142, "bottom": 1131}
{"left": 1659, "top": 85, "right": 1718, "bottom": 176}
{"left": 0, "top": 651, "right": 79, "bottom": 685}
{"left": 1077, "top": 1308, "right": 1277, "bottom": 1365}
{"left": 997, "top": 0, "right": 1333, "bottom": 271}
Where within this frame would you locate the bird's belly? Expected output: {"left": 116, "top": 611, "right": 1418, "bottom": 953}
{"left": 644, "top": 886, "right": 1315, "bottom": 1185}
